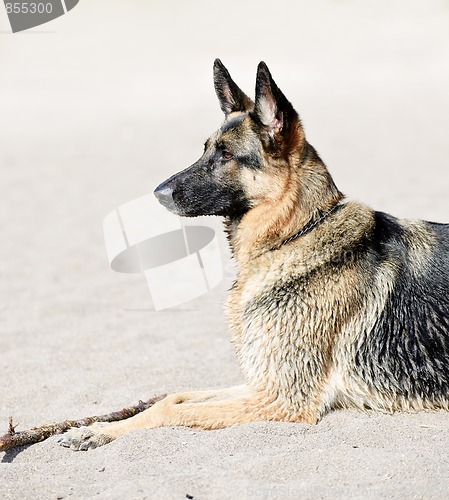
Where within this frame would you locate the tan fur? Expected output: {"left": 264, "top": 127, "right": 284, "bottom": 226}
{"left": 234, "top": 148, "right": 343, "bottom": 262}
{"left": 59, "top": 386, "right": 297, "bottom": 450}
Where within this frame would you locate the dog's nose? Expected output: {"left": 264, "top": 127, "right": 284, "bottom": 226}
{"left": 154, "top": 182, "right": 175, "bottom": 210}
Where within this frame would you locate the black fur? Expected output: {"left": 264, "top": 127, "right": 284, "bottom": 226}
{"left": 356, "top": 213, "right": 449, "bottom": 401}
{"left": 154, "top": 159, "right": 250, "bottom": 218}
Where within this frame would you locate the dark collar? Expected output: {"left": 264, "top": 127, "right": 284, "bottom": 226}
{"left": 273, "top": 203, "right": 340, "bottom": 250}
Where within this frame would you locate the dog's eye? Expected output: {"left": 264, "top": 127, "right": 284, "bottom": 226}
{"left": 223, "top": 151, "right": 233, "bottom": 160}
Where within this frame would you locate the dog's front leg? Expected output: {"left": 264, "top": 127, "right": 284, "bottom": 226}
{"left": 58, "top": 385, "right": 283, "bottom": 451}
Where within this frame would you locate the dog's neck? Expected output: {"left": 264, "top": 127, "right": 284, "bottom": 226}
{"left": 271, "top": 202, "right": 341, "bottom": 251}
{"left": 224, "top": 145, "right": 344, "bottom": 263}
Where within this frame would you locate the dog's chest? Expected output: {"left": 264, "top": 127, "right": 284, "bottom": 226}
{"left": 225, "top": 257, "right": 322, "bottom": 400}
{"left": 225, "top": 251, "right": 358, "bottom": 412}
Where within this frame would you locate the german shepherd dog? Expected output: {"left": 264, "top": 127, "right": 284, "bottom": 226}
{"left": 60, "top": 60, "right": 449, "bottom": 450}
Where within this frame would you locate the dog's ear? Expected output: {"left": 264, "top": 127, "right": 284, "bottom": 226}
{"left": 254, "top": 62, "right": 300, "bottom": 141}
{"left": 214, "top": 59, "right": 253, "bottom": 115}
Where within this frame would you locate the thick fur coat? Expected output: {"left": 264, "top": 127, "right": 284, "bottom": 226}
{"left": 59, "top": 60, "right": 449, "bottom": 451}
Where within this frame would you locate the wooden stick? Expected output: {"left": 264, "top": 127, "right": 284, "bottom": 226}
{"left": 0, "top": 394, "right": 166, "bottom": 452}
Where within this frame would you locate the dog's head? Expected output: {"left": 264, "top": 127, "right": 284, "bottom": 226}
{"left": 154, "top": 60, "right": 339, "bottom": 222}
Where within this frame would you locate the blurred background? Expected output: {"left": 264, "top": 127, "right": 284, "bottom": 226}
{"left": 1, "top": 0, "right": 449, "bottom": 419}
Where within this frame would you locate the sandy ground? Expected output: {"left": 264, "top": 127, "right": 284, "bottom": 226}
{"left": 1, "top": 1, "right": 449, "bottom": 498}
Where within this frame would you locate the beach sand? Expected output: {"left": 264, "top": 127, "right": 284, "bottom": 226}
{"left": 1, "top": 1, "right": 449, "bottom": 498}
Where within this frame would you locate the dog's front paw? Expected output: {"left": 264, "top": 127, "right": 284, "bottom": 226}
{"left": 57, "top": 422, "right": 115, "bottom": 451}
